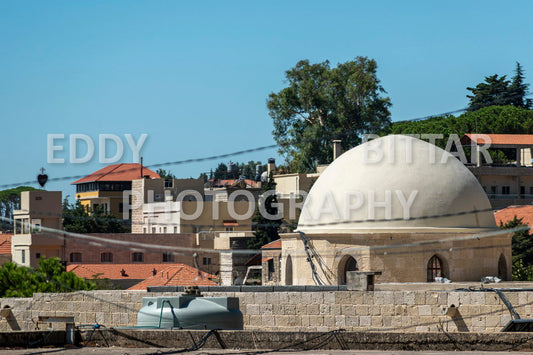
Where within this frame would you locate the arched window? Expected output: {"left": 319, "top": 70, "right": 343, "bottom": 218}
{"left": 498, "top": 254, "right": 507, "bottom": 281}
{"left": 285, "top": 255, "right": 293, "bottom": 285}
{"left": 427, "top": 255, "right": 444, "bottom": 282}
{"left": 101, "top": 252, "right": 113, "bottom": 263}
{"left": 339, "top": 256, "right": 358, "bottom": 285}
{"left": 69, "top": 252, "right": 82, "bottom": 263}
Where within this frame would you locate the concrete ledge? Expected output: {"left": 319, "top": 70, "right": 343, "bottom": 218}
{"left": 80, "top": 329, "right": 533, "bottom": 351}
{"left": 0, "top": 331, "right": 67, "bottom": 347}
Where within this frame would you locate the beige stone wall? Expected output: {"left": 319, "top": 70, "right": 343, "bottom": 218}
{"left": 281, "top": 231, "right": 512, "bottom": 285}
{"left": 0, "top": 289, "right": 530, "bottom": 333}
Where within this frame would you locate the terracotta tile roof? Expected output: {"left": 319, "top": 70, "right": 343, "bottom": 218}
{"left": 244, "top": 253, "right": 261, "bottom": 266}
{"left": 0, "top": 234, "right": 12, "bottom": 255}
{"left": 494, "top": 205, "right": 533, "bottom": 229}
{"left": 463, "top": 134, "right": 533, "bottom": 146}
{"left": 66, "top": 263, "right": 186, "bottom": 280}
{"left": 72, "top": 164, "right": 160, "bottom": 184}
{"left": 127, "top": 265, "right": 217, "bottom": 290}
{"left": 261, "top": 239, "right": 281, "bottom": 249}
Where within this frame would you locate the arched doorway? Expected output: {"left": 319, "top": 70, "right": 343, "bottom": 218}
{"left": 285, "top": 255, "right": 293, "bottom": 285}
{"left": 498, "top": 254, "right": 507, "bottom": 281}
{"left": 427, "top": 255, "right": 444, "bottom": 282}
{"left": 338, "top": 256, "right": 358, "bottom": 285}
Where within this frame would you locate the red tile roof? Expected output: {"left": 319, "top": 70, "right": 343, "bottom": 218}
{"left": 0, "top": 234, "right": 12, "bottom": 255}
{"left": 463, "top": 134, "right": 533, "bottom": 146}
{"left": 128, "top": 265, "right": 217, "bottom": 290}
{"left": 494, "top": 205, "right": 533, "bottom": 229}
{"left": 261, "top": 239, "right": 281, "bottom": 249}
{"left": 66, "top": 263, "right": 185, "bottom": 280}
{"left": 72, "top": 164, "right": 160, "bottom": 184}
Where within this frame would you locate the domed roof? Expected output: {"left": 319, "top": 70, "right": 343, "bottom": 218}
{"left": 297, "top": 135, "right": 496, "bottom": 233}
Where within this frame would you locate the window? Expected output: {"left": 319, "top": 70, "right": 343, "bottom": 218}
{"left": 152, "top": 227, "right": 156, "bottom": 234}
{"left": 163, "top": 227, "right": 167, "bottom": 233}
{"left": 225, "top": 226, "right": 234, "bottom": 232}
{"left": 162, "top": 252, "right": 174, "bottom": 262}
{"left": 101, "top": 252, "right": 113, "bottom": 263}
{"left": 132, "top": 252, "right": 144, "bottom": 262}
{"left": 70, "top": 252, "right": 82, "bottom": 263}
{"left": 36, "top": 253, "right": 41, "bottom": 259}
{"left": 520, "top": 186, "right": 525, "bottom": 196}
{"left": 427, "top": 255, "right": 444, "bottom": 282}
{"left": 119, "top": 203, "right": 124, "bottom": 213}
{"left": 490, "top": 186, "right": 497, "bottom": 194}
{"left": 164, "top": 179, "right": 173, "bottom": 188}
{"left": 173, "top": 227, "right": 177, "bottom": 233}
{"left": 203, "top": 257, "right": 212, "bottom": 265}
{"left": 21, "top": 250, "right": 25, "bottom": 264}
{"left": 268, "top": 259, "right": 275, "bottom": 281}
{"left": 339, "top": 256, "right": 358, "bottom": 285}
{"left": 143, "top": 227, "right": 147, "bottom": 233}
{"left": 502, "top": 186, "right": 510, "bottom": 195}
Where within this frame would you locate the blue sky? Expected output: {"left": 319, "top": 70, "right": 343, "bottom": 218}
{"left": 2, "top": 1, "right": 533, "bottom": 199}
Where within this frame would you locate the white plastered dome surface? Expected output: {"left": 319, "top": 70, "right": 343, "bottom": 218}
{"left": 297, "top": 135, "right": 497, "bottom": 233}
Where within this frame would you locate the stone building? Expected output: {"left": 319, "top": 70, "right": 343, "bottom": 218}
{"left": 280, "top": 135, "right": 512, "bottom": 285}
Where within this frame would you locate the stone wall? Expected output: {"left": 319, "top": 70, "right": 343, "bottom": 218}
{"left": 0, "top": 289, "right": 532, "bottom": 333}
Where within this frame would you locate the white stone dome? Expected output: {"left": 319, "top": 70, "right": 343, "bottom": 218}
{"left": 297, "top": 135, "right": 496, "bottom": 232}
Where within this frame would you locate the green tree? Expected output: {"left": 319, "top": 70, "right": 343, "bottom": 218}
{"left": 267, "top": 57, "right": 391, "bottom": 172}
{"left": 63, "top": 199, "right": 130, "bottom": 233}
{"left": 466, "top": 74, "right": 511, "bottom": 111}
{"left": 0, "top": 258, "right": 94, "bottom": 297}
{"left": 248, "top": 174, "right": 282, "bottom": 249}
{"left": 156, "top": 169, "right": 175, "bottom": 180}
{"left": 499, "top": 216, "right": 533, "bottom": 281}
{"left": 0, "top": 186, "right": 40, "bottom": 232}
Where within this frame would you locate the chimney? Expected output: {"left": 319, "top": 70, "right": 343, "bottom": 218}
{"left": 267, "top": 158, "right": 276, "bottom": 177}
{"left": 333, "top": 140, "right": 342, "bottom": 160}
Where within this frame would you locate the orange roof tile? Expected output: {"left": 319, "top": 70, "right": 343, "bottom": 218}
{"left": 0, "top": 234, "right": 11, "bottom": 255}
{"left": 494, "top": 205, "right": 533, "bottom": 229}
{"left": 127, "top": 265, "right": 217, "bottom": 290}
{"left": 463, "top": 134, "right": 533, "bottom": 146}
{"left": 261, "top": 239, "right": 281, "bottom": 249}
{"left": 72, "top": 164, "right": 160, "bottom": 184}
{"left": 66, "top": 263, "right": 185, "bottom": 280}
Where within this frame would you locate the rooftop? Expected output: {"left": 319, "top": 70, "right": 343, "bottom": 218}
{"left": 462, "top": 134, "right": 533, "bottom": 147}
{"left": 128, "top": 264, "right": 217, "bottom": 290}
{"left": 494, "top": 205, "right": 533, "bottom": 229}
{"left": 72, "top": 163, "right": 160, "bottom": 184}
{"left": 66, "top": 263, "right": 187, "bottom": 280}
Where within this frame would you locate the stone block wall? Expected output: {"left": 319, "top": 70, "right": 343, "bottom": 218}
{"left": 0, "top": 290, "right": 531, "bottom": 333}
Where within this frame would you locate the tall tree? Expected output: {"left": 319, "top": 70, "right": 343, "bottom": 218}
{"left": 267, "top": 57, "right": 391, "bottom": 172}
{"left": 248, "top": 174, "right": 282, "bottom": 250}
{"left": 466, "top": 74, "right": 512, "bottom": 111}
{"left": 63, "top": 199, "right": 130, "bottom": 233}
{"left": 0, "top": 186, "right": 40, "bottom": 232}
{"left": 509, "top": 62, "right": 533, "bottom": 109}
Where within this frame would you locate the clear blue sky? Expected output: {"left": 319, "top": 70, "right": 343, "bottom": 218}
{"left": 2, "top": 1, "right": 533, "bottom": 198}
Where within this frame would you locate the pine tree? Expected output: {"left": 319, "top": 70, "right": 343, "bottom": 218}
{"left": 509, "top": 62, "right": 533, "bottom": 109}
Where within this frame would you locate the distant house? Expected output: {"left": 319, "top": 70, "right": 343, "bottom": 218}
{"left": 261, "top": 239, "right": 281, "bottom": 285}
{"left": 72, "top": 163, "right": 160, "bottom": 219}
{"left": 67, "top": 263, "right": 216, "bottom": 289}
{"left": 462, "top": 134, "right": 533, "bottom": 209}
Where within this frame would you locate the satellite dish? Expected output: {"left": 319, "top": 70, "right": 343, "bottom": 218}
{"left": 260, "top": 171, "right": 268, "bottom": 182}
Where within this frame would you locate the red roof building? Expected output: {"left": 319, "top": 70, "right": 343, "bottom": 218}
{"left": 494, "top": 205, "right": 533, "bottom": 229}
{"left": 72, "top": 163, "right": 160, "bottom": 219}
{"left": 67, "top": 263, "right": 217, "bottom": 289}
{"left": 127, "top": 264, "right": 218, "bottom": 290}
